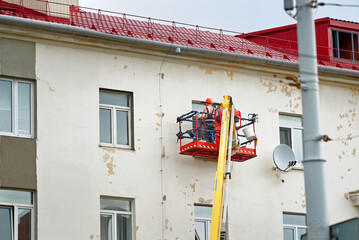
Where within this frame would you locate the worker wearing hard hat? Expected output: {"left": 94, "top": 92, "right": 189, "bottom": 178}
{"left": 201, "top": 98, "right": 216, "bottom": 143}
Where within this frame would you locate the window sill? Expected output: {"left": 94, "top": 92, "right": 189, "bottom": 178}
{"left": 0, "top": 132, "right": 34, "bottom": 139}
{"left": 99, "top": 144, "right": 135, "bottom": 152}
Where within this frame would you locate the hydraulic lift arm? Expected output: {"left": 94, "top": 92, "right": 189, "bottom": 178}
{"left": 209, "top": 95, "right": 233, "bottom": 240}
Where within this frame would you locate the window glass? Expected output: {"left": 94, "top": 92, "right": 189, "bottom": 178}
{"left": 116, "top": 111, "right": 129, "bottom": 145}
{"left": 332, "top": 30, "right": 339, "bottom": 58}
{"left": 283, "top": 214, "right": 306, "bottom": 226}
{"left": 292, "top": 129, "right": 303, "bottom": 162}
{"left": 100, "top": 214, "right": 113, "bottom": 240}
{"left": 100, "top": 198, "right": 131, "bottom": 212}
{"left": 0, "top": 207, "right": 12, "bottom": 240}
{"left": 0, "top": 189, "right": 32, "bottom": 205}
{"left": 279, "top": 115, "right": 302, "bottom": 128}
{"left": 354, "top": 34, "right": 358, "bottom": 61}
{"left": 297, "top": 228, "right": 307, "bottom": 240}
{"left": 117, "top": 214, "right": 132, "bottom": 240}
{"left": 194, "top": 205, "right": 212, "bottom": 219}
{"left": 280, "top": 127, "right": 292, "bottom": 147}
{"left": 192, "top": 103, "right": 205, "bottom": 113}
{"left": 195, "top": 221, "right": 206, "bottom": 240}
{"left": 338, "top": 31, "right": 353, "bottom": 60}
{"left": 18, "top": 208, "right": 31, "bottom": 240}
{"left": 18, "top": 82, "right": 31, "bottom": 135}
{"left": 0, "top": 80, "right": 12, "bottom": 133}
{"left": 284, "top": 228, "right": 294, "bottom": 240}
{"left": 100, "top": 108, "right": 112, "bottom": 143}
{"left": 100, "top": 91, "right": 129, "bottom": 107}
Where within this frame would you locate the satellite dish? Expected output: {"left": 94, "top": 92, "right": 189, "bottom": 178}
{"left": 273, "top": 144, "right": 297, "bottom": 171}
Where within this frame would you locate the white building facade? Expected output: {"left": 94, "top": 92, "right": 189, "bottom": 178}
{"left": 0, "top": 3, "right": 358, "bottom": 240}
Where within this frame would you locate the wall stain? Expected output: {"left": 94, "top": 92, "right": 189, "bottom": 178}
{"left": 226, "top": 71, "right": 234, "bottom": 80}
{"left": 262, "top": 80, "right": 278, "bottom": 94}
{"left": 337, "top": 124, "right": 343, "bottom": 131}
{"left": 155, "top": 128, "right": 159, "bottom": 131}
{"left": 352, "top": 149, "right": 356, "bottom": 157}
{"left": 341, "top": 176, "right": 344, "bottom": 179}
{"left": 102, "top": 147, "right": 115, "bottom": 153}
{"left": 136, "top": 226, "right": 139, "bottom": 231}
{"left": 90, "top": 235, "right": 94, "bottom": 240}
{"left": 124, "top": 65, "right": 128, "bottom": 69}
{"left": 165, "top": 219, "right": 169, "bottom": 230}
{"left": 106, "top": 157, "right": 116, "bottom": 176}
{"left": 281, "top": 84, "right": 295, "bottom": 97}
{"left": 156, "top": 122, "right": 161, "bottom": 126}
{"left": 190, "top": 183, "right": 196, "bottom": 193}
{"left": 344, "top": 193, "right": 349, "bottom": 200}
{"left": 47, "top": 82, "right": 55, "bottom": 92}
{"left": 156, "top": 113, "right": 164, "bottom": 118}
{"left": 199, "top": 66, "right": 220, "bottom": 75}
{"left": 268, "top": 108, "right": 278, "bottom": 113}
{"left": 114, "top": 57, "right": 118, "bottom": 60}
{"left": 138, "top": 118, "right": 142, "bottom": 121}
{"left": 198, "top": 197, "right": 212, "bottom": 204}
{"left": 348, "top": 168, "right": 352, "bottom": 172}
{"left": 103, "top": 153, "right": 109, "bottom": 162}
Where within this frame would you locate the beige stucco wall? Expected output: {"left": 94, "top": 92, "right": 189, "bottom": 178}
{"left": 34, "top": 41, "right": 359, "bottom": 240}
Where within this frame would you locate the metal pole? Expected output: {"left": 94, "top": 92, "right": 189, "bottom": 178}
{"left": 296, "top": 0, "right": 329, "bottom": 239}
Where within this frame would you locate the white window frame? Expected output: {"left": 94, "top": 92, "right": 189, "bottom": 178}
{"left": 0, "top": 191, "right": 35, "bottom": 240}
{"left": 283, "top": 214, "right": 307, "bottom": 240}
{"left": 100, "top": 198, "right": 135, "bottom": 240}
{"left": 99, "top": 90, "right": 132, "bottom": 149}
{"left": 0, "top": 78, "right": 34, "bottom": 138}
{"left": 279, "top": 114, "right": 304, "bottom": 168}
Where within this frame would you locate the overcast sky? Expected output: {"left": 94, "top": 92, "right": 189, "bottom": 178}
{"left": 79, "top": 0, "right": 359, "bottom": 33}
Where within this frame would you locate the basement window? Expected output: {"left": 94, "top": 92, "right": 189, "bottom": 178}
{"left": 332, "top": 30, "right": 359, "bottom": 61}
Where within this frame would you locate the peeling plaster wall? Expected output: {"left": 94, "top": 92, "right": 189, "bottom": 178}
{"left": 34, "top": 41, "right": 359, "bottom": 240}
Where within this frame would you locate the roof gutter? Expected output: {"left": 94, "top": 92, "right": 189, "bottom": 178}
{"left": 0, "top": 14, "right": 358, "bottom": 78}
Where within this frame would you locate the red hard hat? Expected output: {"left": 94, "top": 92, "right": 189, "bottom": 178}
{"left": 205, "top": 98, "right": 212, "bottom": 104}
{"left": 234, "top": 110, "right": 241, "bottom": 116}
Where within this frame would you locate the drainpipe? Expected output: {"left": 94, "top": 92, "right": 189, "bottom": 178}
{"left": 296, "top": 0, "right": 329, "bottom": 239}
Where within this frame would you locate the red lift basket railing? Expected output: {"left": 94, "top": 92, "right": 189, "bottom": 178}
{"left": 176, "top": 110, "right": 258, "bottom": 162}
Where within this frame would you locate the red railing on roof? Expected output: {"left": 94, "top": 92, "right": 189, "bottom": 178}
{"left": 0, "top": 0, "right": 358, "bottom": 71}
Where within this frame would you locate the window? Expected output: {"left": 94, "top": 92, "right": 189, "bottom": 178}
{"left": 194, "top": 205, "right": 212, "bottom": 240}
{"left": 279, "top": 114, "right": 303, "bottom": 167}
{"left": 283, "top": 213, "right": 307, "bottom": 240}
{"left": 0, "top": 79, "right": 34, "bottom": 137}
{"left": 332, "top": 30, "right": 359, "bottom": 61}
{"left": 99, "top": 90, "right": 132, "bottom": 148}
{"left": 100, "top": 197, "right": 134, "bottom": 240}
{"left": 0, "top": 189, "right": 34, "bottom": 240}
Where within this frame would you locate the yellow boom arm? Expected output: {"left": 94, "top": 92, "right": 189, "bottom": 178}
{"left": 209, "top": 95, "right": 232, "bottom": 240}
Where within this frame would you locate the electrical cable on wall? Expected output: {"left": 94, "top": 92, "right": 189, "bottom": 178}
{"left": 158, "top": 56, "right": 166, "bottom": 240}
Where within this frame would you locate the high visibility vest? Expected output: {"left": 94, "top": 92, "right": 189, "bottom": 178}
{"left": 202, "top": 106, "right": 216, "bottom": 124}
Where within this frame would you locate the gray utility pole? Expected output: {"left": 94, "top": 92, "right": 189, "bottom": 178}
{"left": 296, "top": 0, "right": 329, "bottom": 239}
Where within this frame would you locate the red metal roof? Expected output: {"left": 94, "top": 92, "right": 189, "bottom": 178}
{"left": 0, "top": 0, "right": 357, "bottom": 72}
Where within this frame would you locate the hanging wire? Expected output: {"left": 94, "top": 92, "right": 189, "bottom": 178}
{"left": 318, "top": 2, "right": 359, "bottom": 7}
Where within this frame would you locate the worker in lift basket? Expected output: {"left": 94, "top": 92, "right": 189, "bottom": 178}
{"left": 201, "top": 98, "right": 216, "bottom": 143}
